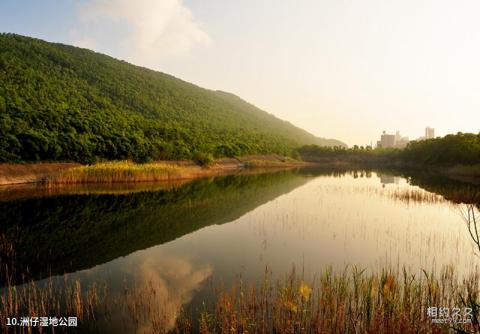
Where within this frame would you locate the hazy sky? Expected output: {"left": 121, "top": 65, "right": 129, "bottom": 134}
{"left": 1, "top": 0, "right": 480, "bottom": 146}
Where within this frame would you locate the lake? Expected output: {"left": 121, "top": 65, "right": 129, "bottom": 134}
{"left": 1, "top": 168, "right": 479, "bottom": 332}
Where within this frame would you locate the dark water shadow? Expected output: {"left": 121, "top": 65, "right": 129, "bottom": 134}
{"left": 0, "top": 170, "right": 313, "bottom": 285}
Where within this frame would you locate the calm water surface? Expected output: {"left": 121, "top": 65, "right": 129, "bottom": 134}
{"left": 1, "top": 168, "right": 479, "bottom": 329}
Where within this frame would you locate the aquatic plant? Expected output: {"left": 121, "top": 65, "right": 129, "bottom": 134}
{"left": 1, "top": 265, "right": 478, "bottom": 333}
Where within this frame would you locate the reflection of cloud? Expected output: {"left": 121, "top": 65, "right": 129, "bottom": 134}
{"left": 63, "top": 250, "right": 212, "bottom": 332}
{"left": 72, "top": 0, "right": 210, "bottom": 65}
{"left": 133, "top": 254, "right": 212, "bottom": 332}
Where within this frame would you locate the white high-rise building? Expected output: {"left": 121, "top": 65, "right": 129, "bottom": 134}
{"left": 425, "top": 127, "right": 435, "bottom": 139}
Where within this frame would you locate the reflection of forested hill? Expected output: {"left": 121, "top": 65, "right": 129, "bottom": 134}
{"left": 336, "top": 167, "right": 480, "bottom": 206}
{"left": 406, "top": 173, "right": 480, "bottom": 205}
{"left": 299, "top": 166, "right": 480, "bottom": 206}
{"left": 0, "top": 171, "right": 309, "bottom": 284}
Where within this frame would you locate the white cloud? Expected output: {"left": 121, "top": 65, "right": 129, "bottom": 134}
{"left": 72, "top": 0, "right": 211, "bottom": 66}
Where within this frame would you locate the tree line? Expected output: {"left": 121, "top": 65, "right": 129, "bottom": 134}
{"left": 298, "top": 132, "right": 480, "bottom": 166}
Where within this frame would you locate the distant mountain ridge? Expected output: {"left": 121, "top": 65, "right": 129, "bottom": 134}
{"left": 0, "top": 33, "right": 345, "bottom": 163}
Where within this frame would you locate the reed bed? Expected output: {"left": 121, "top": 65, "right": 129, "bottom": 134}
{"left": 201, "top": 266, "right": 479, "bottom": 334}
{"left": 388, "top": 188, "right": 446, "bottom": 204}
{"left": 1, "top": 266, "right": 479, "bottom": 333}
{"left": 321, "top": 185, "right": 447, "bottom": 205}
{"left": 0, "top": 278, "right": 105, "bottom": 334}
{"left": 48, "top": 161, "right": 189, "bottom": 184}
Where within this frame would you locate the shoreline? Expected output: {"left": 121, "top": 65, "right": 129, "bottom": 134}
{"left": 301, "top": 159, "right": 480, "bottom": 180}
{"left": 0, "top": 155, "right": 308, "bottom": 186}
{"left": 1, "top": 157, "right": 478, "bottom": 188}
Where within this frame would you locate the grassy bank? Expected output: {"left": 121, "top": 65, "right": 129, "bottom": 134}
{"left": 49, "top": 159, "right": 305, "bottom": 184}
{"left": 1, "top": 266, "right": 478, "bottom": 333}
{"left": 49, "top": 161, "right": 188, "bottom": 184}
{"left": 0, "top": 156, "right": 307, "bottom": 186}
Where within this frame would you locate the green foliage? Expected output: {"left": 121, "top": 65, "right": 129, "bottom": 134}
{"left": 298, "top": 132, "right": 480, "bottom": 167}
{"left": 401, "top": 132, "right": 480, "bottom": 166}
{"left": 193, "top": 151, "right": 214, "bottom": 166}
{"left": 297, "top": 145, "right": 401, "bottom": 162}
{"left": 0, "top": 33, "right": 344, "bottom": 163}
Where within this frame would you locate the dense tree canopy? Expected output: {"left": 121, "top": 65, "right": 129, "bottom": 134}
{"left": 0, "top": 33, "right": 344, "bottom": 163}
{"left": 298, "top": 132, "right": 480, "bottom": 166}
{"left": 401, "top": 132, "right": 480, "bottom": 165}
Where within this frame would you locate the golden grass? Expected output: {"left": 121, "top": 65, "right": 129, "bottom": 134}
{"left": 49, "top": 161, "right": 189, "bottom": 184}
{"left": 1, "top": 266, "right": 478, "bottom": 333}
{"left": 0, "top": 156, "right": 306, "bottom": 186}
{"left": 46, "top": 159, "right": 304, "bottom": 185}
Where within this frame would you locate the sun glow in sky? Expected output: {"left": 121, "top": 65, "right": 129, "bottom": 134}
{"left": 1, "top": 0, "right": 480, "bottom": 146}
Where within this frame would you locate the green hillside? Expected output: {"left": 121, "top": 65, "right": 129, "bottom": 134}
{"left": 0, "top": 33, "right": 344, "bottom": 163}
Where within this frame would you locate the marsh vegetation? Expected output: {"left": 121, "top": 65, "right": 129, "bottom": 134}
{"left": 1, "top": 265, "right": 479, "bottom": 333}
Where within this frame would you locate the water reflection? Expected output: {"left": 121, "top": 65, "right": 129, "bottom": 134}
{"left": 82, "top": 250, "right": 213, "bottom": 332}
{"left": 0, "top": 170, "right": 310, "bottom": 284}
{"left": 1, "top": 168, "right": 480, "bottom": 332}
{"left": 132, "top": 255, "right": 211, "bottom": 331}
{"left": 379, "top": 174, "right": 399, "bottom": 186}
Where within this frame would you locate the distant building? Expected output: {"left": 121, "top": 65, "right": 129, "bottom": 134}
{"left": 376, "top": 130, "right": 409, "bottom": 148}
{"left": 377, "top": 131, "right": 395, "bottom": 148}
{"left": 425, "top": 127, "right": 435, "bottom": 139}
{"left": 394, "top": 131, "right": 409, "bottom": 148}
{"left": 377, "top": 127, "right": 436, "bottom": 146}
{"left": 415, "top": 127, "right": 435, "bottom": 142}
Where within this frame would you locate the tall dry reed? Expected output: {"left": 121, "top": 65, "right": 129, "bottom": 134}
{"left": 1, "top": 266, "right": 478, "bottom": 333}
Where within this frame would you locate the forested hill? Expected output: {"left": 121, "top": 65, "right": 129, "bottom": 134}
{"left": 0, "top": 33, "right": 345, "bottom": 163}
